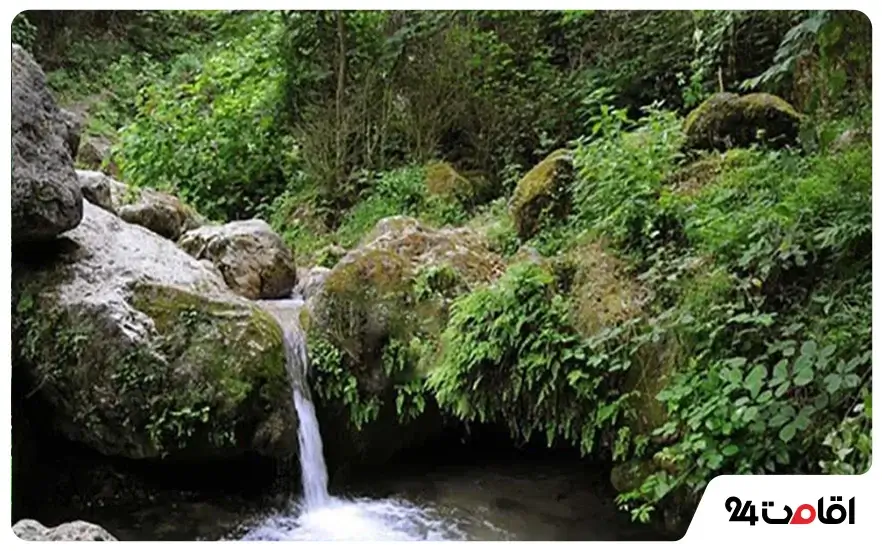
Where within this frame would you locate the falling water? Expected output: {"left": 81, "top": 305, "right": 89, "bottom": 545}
{"left": 278, "top": 297, "right": 330, "bottom": 510}
{"left": 244, "top": 296, "right": 470, "bottom": 541}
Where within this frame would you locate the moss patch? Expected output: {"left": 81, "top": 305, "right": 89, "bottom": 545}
{"left": 667, "top": 148, "right": 754, "bottom": 197}
{"left": 564, "top": 239, "right": 647, "bottom": 337}
{"left": 130, "top": 283, "right": 288, "bottom": 453}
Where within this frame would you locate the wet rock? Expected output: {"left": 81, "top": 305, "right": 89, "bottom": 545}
{"left": 13, "top": 519, "right": 117, "bottom": 541}
{"left": 295, "top": 266, "right": 331, "bottom": 302}
{"left": 11, "top": 43, "right": 83, "bottom": 243}
{"left": 179, "top": 220, "right": 297, "bottom": 300}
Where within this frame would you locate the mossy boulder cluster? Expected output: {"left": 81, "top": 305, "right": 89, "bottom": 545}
{"left": 510, "top": 149, "right": 574, "bottom": 239}
{"left": 11, "top": 47, "right": 304, "bottom": 519}
{"left": 13, "top": 202, "right": 297, "bottom": 461}
{"left": 683, "top": 92, "right": 802, "bottom": 152}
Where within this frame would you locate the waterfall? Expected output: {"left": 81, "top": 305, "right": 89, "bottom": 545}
{"left": 243, "top": 296, "right": 466, "bottom": 541}
{"left": 270, "top": 297, "right": 330, "bottom": 510}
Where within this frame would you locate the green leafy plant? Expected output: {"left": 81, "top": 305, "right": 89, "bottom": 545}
{"left": 428, "top": 262, "right": 635, "bottom": 455}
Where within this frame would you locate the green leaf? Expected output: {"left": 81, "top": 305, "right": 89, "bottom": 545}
{"left": 793, "top": 354, "right": 813, "bottom": 374}
{"left": 772, "top": 359, "right": 789, "bottom": 383}
{"left": 744, "top": 364, "right": 766, "bottom": 398}
{"left": 794, "top": 366, "right": 814, "bottom": 387}
{"left": 843, "top": 373, "right": 861, "bottom": 388}
{"left": 706, "top": 451, "right": 724, "bottom": 470}
{"left": 722, "top": 444, "right": 739, "bottom": 456}
{"left": 779, "top": 422, "right": 797, "bottom": 443}
{"left": 800, "top": 340, "right": 817, "bottom": 358}
{"left": 769, "top": 411, "right": 792, "bottom": 428}
{"left": 824, "top": 373, "right": 842, "bottom": 393}
{"left": 774, "top": 381, "right": 791, "bottom": 397}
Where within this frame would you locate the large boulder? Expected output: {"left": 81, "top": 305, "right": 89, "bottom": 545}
{"left": 11, "top": 43, "right": 83, "bottom": 243}
{"left": 309, "top": 216, "right": 505, "bottom": 472}
{"left": 12, "top": 202, "right": 297, "bottom": 461}
{"left": 683, "top": 92, "right": 802, "bottom": 152}
{"left": 314, "top": 216, "right": 505, "bottom": 382}
{"left": 557, "top": 240, "right": 673, "bottom": 433}
{"left": 179, "top": 220, "right": 297, "bottom": 300}
{"left": 509, "top": 149, "right": 574, "bottom": 240}
{"left": 110, "top": 181, "right": 205, "bottom": 240}
{"left": 13, "top": 519, "right": 116, "bottom": 541}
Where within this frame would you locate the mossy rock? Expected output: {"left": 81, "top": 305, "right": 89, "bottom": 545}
{"left": 683, "top": 92, "right": 803, "bottom": 152}
{"left": 314, "top": 216, "right": 505, "bottom": 393}
{"left": 12, "top": 202, "right": 296, "bottom": 461}
{"left": 425, "top": 161, "right": 494, "bottom": 208}
{"left": 510, "top": 149, "right": 574, "bottom": 239}
{"left": 560, "top": 239, "right": 675, "bottom": 433}
{"left": 563, "top": 240, "right": 647, "bottom": 337}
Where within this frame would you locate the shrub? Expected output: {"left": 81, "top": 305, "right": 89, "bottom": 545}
{"left": 116, "top": 12, "right": 294, "bottom": 221}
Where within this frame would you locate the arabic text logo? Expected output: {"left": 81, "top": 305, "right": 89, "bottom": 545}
{"left": 725, "top": 496, "right": 854, "bottom": 525}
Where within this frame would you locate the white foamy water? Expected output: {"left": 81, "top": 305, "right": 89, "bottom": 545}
{"left": 240, "top": 497, "right": 467, "bottom": 541}
{"left": 251, "top": 297, "right": 467, "bottom": 541}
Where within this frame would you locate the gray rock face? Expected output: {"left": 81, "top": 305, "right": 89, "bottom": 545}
{"left": 13, "top": 519, "right": 117, "bottom": 541}
{"left": 295, "top": 266, "right": 331, "bottom": 303}
{"left": 179, "top": 220, "right": 297, "bottom": 300}
{"left": 109, "top": 182, "right": 205, "bottom": 241}
{"left": 58, "top": 108, "right": 84, "bottom": 158}
{"left": 11, "top": 43, "right": 83, "bottom": 243}
{"left": 76, "top": 170, "right": 117, "bottom": 213}
{"left": 76, "top": 133, "right": 121, "bottom": 177}
{"left": 12, "top": 202, "right": 297, "bottom": 461}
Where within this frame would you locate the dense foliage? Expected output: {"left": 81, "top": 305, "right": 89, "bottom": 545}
{"left": 24, "top": 8, "right": 871, "bottom": 532}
